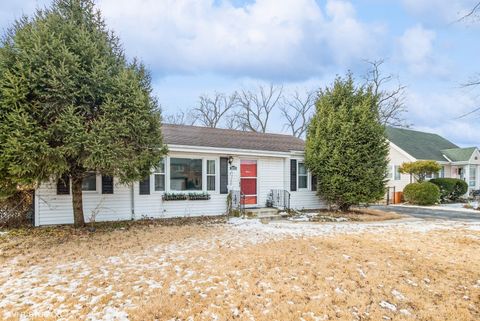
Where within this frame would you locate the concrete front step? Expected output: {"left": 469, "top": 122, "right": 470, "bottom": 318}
{"left": 245, "top": 207, "right": 280, "bottom": 218}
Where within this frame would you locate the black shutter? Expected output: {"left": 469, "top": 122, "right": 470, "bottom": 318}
{"left": 56, "top": 174, "right": 70, "bottom": 195}
{"left": 220, "top": 157, "right": 229, "bottom": 194}
{"left": 102, "top": 176, "right": 114, "bottom": 194}
{"left": 311, "top": 174, "right": 317, "bottom": 191}
{"left": 290, "top": 159, "right": 297, "bottom": 192}
{"left": 139, "top": 176, "right": 150, "bottom": 195}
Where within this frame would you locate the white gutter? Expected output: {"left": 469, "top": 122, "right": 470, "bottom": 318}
{"left": 167, "top": 144, "right": 300, "bottom": 158}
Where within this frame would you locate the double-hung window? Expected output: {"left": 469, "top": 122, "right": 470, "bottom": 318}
{"left": 298, "top": 162, "right": 307, "bottom": 189}
{"left": 170, "top": 158, "right": 202, "bottom": 191}
{"left": 394, "top": 165, "right": 401, "bottom": 181}
{"left": 470, "top": 167, "right": 476, "bottom": 187}
{"left": 207, "top": 160, "right": 216, "bottom": 191}
{"left": 154, "top": 158, "right": 165, "bottom": 191}
{"left": 82, "top": 172, "right": 97, "bottom": 191}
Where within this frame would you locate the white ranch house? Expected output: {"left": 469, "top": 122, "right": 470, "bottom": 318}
{"left": 34, "top": 124, "right": 324, "bottom": 226}
{"left": 34, "top": 125, "right": 479, "bottom": 226}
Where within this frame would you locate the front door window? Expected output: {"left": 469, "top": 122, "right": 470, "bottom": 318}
{"left": 240, "top": 160, "right": 257, "bottom": 205}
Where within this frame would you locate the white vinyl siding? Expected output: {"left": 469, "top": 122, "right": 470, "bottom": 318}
{"left": 35, "top": 151, "right": 327, "bottom": 226}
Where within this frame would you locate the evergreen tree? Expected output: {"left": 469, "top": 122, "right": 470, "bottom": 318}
{"left": 0, "top": 0, "right": 167, "bottom": 226}
{"left": 305, "top": 74, "right": 389, "bottom": 211}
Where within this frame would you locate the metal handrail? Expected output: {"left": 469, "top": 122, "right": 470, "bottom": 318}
{"left": 269, "top": 189, "right": 290, "bottom": 211}
{"left": 230, "top": 189, "right": 246, "bottom": 216}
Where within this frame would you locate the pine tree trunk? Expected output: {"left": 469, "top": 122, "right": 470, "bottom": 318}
{"left": 71, "top": 174, "right": 85, "bottom": 227}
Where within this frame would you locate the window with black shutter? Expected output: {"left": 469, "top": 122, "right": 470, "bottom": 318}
{"left": 102, "top": 176, "right": 114, "bottom": 194}
{"left": 290, "top": 159, "right": 297, "bottom": 192}
{"left": 220, "top": 157, "right": 228, "bottom": 194}
{"left": 56, "top": 174, "right": 70, "bottom": 195}
{"left": 139, "top": 176, "right": 150, "bottom": 195}
{"left": 311, "top": 174, "right": 317, "bottom": 191}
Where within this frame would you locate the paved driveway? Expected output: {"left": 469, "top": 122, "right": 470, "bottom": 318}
{"left": 372, "top": 205, "right": 480, "bottom": 222}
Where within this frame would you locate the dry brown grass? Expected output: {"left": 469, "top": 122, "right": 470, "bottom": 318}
{"left": 0, "top": 218, "right": 479, "bottom": 321}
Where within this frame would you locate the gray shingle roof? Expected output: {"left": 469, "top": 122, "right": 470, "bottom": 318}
{"left": 386, "top": 127, "right": 459, "bottom": 161}
{"left": 162, "top": 124, "right": 305, "bottom": 153}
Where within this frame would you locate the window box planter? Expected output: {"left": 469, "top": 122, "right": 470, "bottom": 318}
{"left": 188, "top": 192, "right": 211, "bottom": 201}
{"left": 162, "top": 193, "right": 188, "bottom": 201}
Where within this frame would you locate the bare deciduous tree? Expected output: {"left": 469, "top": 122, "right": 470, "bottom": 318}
{"left": 234, "top": 84, "right": 283, "bottom": 132}
{"left": 280, "top": 90, "right": 317, "bottom": 138}
{"left": 193, "top": 92, "right": 237, "bottom": 128}
{"left": 457, "top": 2, "right": 480, "bottom": 117}
{"left": 163, "top": 109, "right": 196, "bottom": 125}
{"left": 364, "top": 59, "right": 409, "bottom": 127}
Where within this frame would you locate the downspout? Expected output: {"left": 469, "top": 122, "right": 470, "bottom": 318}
{"left": 130, "top": 183, "right": 135, "bottom": 220}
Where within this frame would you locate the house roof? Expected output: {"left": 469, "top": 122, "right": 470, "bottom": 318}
{"left": 386, "top": 127, "right": 459, "bottom": 161}
{"left": 441, "top": 147, "right": 477, "bottom": 162}
{"left": 162, "top": 124, "right": 305, "bottom": 153}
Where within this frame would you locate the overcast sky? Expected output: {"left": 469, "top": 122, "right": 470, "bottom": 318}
{"left": 1, "top": 0, "right": 479, "bottom": 146}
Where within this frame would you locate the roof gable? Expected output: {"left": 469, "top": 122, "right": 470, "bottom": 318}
{"left": 162, "top": 124, "right": 305, "bottom": 153}
{"left": 386, "top": 127, "right": 458, "bottom": 161}
{"left": 441, "top": 147, "right": 477, "bottom": 162}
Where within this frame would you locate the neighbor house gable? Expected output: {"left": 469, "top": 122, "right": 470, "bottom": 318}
{"left": 386, "top": 127, "right": 458, "bottom": 162}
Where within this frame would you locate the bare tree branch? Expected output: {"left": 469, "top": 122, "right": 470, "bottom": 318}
{"left": 163, "top": 109, "right": 196, "bottom": 125}
{"left": 364, "top": 59, "right": 409, "bottom": 127}
{"left": 455, "top": 1, "right": 480, "bottom": 22}
{"left": 193, "top": 92, "right": 237, "bottom": 128}
{"left": 234, "top": 84, "right": 283, "bottom": 132}
{"left": 280, "top": 89, "right": 317, "bottom": 138}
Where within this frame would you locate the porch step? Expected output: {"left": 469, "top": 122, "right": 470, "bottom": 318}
{"left": 245, "top": 208, "right": 280, "bottom": 218}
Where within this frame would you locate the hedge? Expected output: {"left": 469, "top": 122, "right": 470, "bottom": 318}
{"left": 403, "top": 182, "right": 440, "bottom": 206}
{"left": 429, "top": 178, "right": 468, "bottom": 202}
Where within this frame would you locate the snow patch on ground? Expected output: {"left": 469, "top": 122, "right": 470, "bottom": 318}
{"left": 1, "top": 218, "right": 479, "bottom": 320}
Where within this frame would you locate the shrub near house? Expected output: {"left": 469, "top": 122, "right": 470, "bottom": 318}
{"left": 403, "top": 182, "right": 440, "bottom": 206}
{"left": 429, "top": 178, "right": 468, "bottom": 202}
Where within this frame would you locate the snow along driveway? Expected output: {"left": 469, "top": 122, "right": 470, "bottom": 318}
{"left": 1, "top": 218, "right": 479, "bottom": 321}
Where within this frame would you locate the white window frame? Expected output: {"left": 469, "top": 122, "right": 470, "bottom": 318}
{"left": 154, "top": 158, "right": 166, "bottom": 192}
{"left": 298, "top": 162, "right": 308, "bottom": 190}
{"left": 206, "top": 159, "right": 217, "bottom": 192}
{"left": 469, "top": 166, "right": 476, "bottom": 187}
{"left": 394, "top": 165, "right": 401, "bottom": 181}
{"left": 169, "top": 157, "right": 204, "bottom": 192}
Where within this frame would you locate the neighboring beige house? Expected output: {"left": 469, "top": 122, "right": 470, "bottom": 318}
{"left": 386, "top": 127, "right": 480, "bottom": 193}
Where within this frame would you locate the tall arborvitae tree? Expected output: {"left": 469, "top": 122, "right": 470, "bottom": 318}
{"left": 305, "top": 74, "right": 389, "bottom": 211}
{"left": 0, "top": 0, "right": 167, "bottom": 226}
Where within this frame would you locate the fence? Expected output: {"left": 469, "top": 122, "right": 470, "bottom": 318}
{"left": 0, "top": 190, "right": 34, "bottom": 228}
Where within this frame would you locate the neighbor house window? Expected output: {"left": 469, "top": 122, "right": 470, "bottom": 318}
{"left": 170, "top": 158, "right": 202, "bottom": 191}
{"left": 388, "top": 165, "right": 393, "bottom": 180}
{"left": 154, "top": 158, "right": 165, "bottom": 191}
{"left": 207, "top": 160, "right": 216, "bottom": 191}
{"left": 470, "top": 167, "right": 476, "bottom": 187}
{"left": 394, "top": 165, "right": 401, "bottom": 181}
{"left": 298, "top": 162, "right": 307, "bottom": 189}
{"left": 82, "top": 172, "right": 97, "bottom": 191}
{"left": 440, "top": 166, "right": 445, "bottom": 178}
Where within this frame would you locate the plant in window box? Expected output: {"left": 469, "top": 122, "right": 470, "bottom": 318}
{"left": 188, "top": 192, "right": 211, "bottom": 200}
{"left": 162, "top": 193, "right": 188, "bottom": 201}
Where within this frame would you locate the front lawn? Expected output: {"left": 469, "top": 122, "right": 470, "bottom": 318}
{"left": 0, "top": 218, "right": 479, "bottom": 320}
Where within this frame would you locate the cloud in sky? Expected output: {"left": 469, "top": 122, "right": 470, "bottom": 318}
{"left": 97, "top": 0, "right": 385, "bottom": 80}
{"left": 0, "top": 0, "right": 478, "bottom": 146}
{"left": 396, "top": 24, "right": 450, "bottom": 76}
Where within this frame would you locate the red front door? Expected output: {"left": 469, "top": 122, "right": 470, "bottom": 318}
{"left": 240, "top": 160, "right": 257, "bottom": 205}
